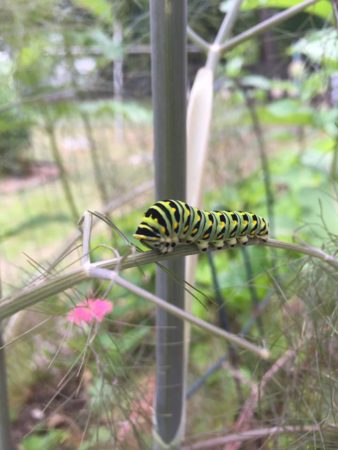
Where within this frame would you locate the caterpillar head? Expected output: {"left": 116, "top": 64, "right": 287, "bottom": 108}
{"left": 134, "top": 224, "right": 177, "bottom": 254}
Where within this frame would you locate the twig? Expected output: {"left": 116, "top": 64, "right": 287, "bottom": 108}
{"left": 0, "top": 238, "right": 337, "bottom": 322}
{"left": 330, "top": 136, "right": 338, "bottom": 180}
{"left": 88, "top": 267, "right": 269, "bottom": 359}
{"left": 3, "top": 182, "right": 152, "bottom": 344}
{"left": 219, "top": 0, "right": 318, "bottom": 53}
{"left": 187, "top": 26, "right": 210, "bottom": 52}
{"left": 82, "top": 112, "right": 109, "bottom": 203}
{"left": 264, "top": 239, "right": 338, "bottom": 269}
{"left": 206, "top": 0, "right": 244, "bottom": 71}
{"left": 51, "top": 181, "right": 153, "bottom": 269}
{"left": 44, "top": 115, "right": 79, "bottom": 223}
{"left": 183, "top": 424, "right": 330, "bottom": 449}
{"left": 186, "top": 293, "right": 272, "bottom": 399}
{"left": 0, "top": 274, "right": 13, "bottom": 450}
{"left": 241, "top": 247, "right": 265, "bottom": 337}
{"left": 238, "top": 83, "right": 275, "bottom": 235}
{"left": 207, "top": 253, "right": 244, "bottom": 403}
{"left": 63, "top": 31, "right": 110, "bottom": 203}
{"left": 225, "top": 348, "right": 297, "bottom": 450}
{"left": 0, "top": 329, "right": 12, "bottom": 450}
{"left": 332, "top": 0, "right": 338, "bottom": 28}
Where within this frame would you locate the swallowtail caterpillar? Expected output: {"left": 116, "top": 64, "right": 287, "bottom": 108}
{"left": 134, "top": 200, "right": 269, "bottom": 254}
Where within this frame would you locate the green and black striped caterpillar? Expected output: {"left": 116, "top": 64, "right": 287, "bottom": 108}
{"left": 134, "top": 199, "right": 269, "bottom": 254}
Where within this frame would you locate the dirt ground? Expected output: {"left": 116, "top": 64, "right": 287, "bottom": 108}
{"left": 0, "top": 162, "right": 59, "bottom": 194}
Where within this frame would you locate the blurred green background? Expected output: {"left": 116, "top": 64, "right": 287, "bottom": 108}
{"left": 0, "top": 1, "right": 337, "bottom": 449}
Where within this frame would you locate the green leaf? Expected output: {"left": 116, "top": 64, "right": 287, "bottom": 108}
{"left": 73, "top": 0, "right": 112, "bottom": 23}
{"left": 79, "top": 426, "right": 112, "bottom": 449}
{"left": 314, "top": 109, "right": 338, "bottom": 136}
{"left": 225, "top": 56, "right": 244, "bottom": 77}
{"left": 84, "top": 28, "right": 122, "bottom": 60}
{"left": 290, "top": 29, "right": 338, "bottom": 69}
{"left": 308, "top": 136, "right": 336, "bottom": 153}
{"left": 220, "top": 0, "right": 333, "bottom": 21}
{"left": 79, "top": 100, "right": 152, "bottom": 123}
{"left": 241, "top": 75, "right": 271, "bottom": 90}
{"left": 22, "top": 430, "right": 67, "bottom": 450}
{"left": 257, "top": 99, "right": 314, "bottom": 125}
{"left": 99, "top": 325, "right": 149, "bottom": 355}
{"left": 18, "top": 38, "right": 45, "bottom": 68}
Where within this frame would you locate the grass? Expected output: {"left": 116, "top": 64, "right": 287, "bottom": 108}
{"left": 0, "top": 117, "right": 153, "bottom": 293}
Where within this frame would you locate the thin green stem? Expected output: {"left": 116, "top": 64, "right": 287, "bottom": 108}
{"left": 219, "top": 0, "right": 318, "bottom": 53}
{"left": 150, "top": 0, "right": 187, "bottom": 447}
{"left": 3, "top": 182, "right": 153, "bottom": 346}
{"left": 206, "top": 0, "right": 244, "bottom": 71}
{"left": 182, "top": 424, "right": 329, "bottom": 450}
{"left": 0, "top": 329, "right": 13, "bottom": 450}
{"left": 332, "top": 0, "right": 338, "bottom": 28}
{"left": 241, "top": 247, "right": 265, "bottom": 337}
{"left": 330, "top": 135, "right": 338, "bottom": 180}
{"left": 49, "top": 181, "right": 153, "bottom": 269}
{"left": 207, "top": 253, "right": 244, "bottom": 404}
{"left": 88, "top": 268, "right": 269, "bottom": 359}
{"left": 44, "top": 116, "right": 79, "bottom": 223}
{"left": 81, "top": 112, "right": 109, "bottom": 203}
{"left": 0, "top": 238, "right": 337, "bottom": 322}
{"left": 238, "top": 83, "right": 275, "bottom": 234}
{"left": 0, "top": 275, "right": 13, "bottom": 450}
{"left": 62, "top": 32, "right": 109, "bottom": 204}
{"left": 187, "top": 26, "right": 210, "bottom": 52}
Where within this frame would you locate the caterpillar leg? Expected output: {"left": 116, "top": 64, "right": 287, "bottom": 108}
{"left": 158, "top": 242, "right": 170, "bottom": 254}
{"left": 227, "top": 238, "right": 237, "bottom": 247}
{"left": 238, "top": 236, "right": 249, "bottom": 245}
{"left": 141, "top": 236, "right": 178, "bottom": 254}
{"left": 142, "top": 240, "right": 167, "bottom": 254}
{"left": 152, "top": 242, "right": 177, "bottom": 254}
{"left": 257, "top": 235, "right": 268, "bottom": 242}
{"left": 160, "top": 237, "right": 179, "bottom": 253}
{"left": 212, "top": 241, "right": 225, "bottom": 250}
{"left": 196, "top": 241, "right": 209, "bottom": 252}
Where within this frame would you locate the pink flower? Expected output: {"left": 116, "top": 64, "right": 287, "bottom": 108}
{"left": 67, "top": 299, "right": 113, "bottom": 326}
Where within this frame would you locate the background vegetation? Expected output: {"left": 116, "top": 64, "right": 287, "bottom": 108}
{"left": 0, "top": 0, "right": 337, "bottom": 449}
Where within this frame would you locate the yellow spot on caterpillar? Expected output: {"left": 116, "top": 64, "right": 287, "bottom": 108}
{"left": 174, "top": 222, "right": 179, "bottom": 230}
{"left": 184, "top": 225, "right": 189, "bottom": 232}
{"left": 160, "top": 226, "right": 166, "bottom": 234}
